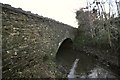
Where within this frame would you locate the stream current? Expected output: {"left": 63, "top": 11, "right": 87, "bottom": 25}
{"left": 56, "top": 49, "right": 117, "bottom": 78}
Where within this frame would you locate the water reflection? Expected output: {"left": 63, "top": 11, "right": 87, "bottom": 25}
{"left": 56, "top": 49, "right": 96, "bottom": 76}
{"left": 56, "top": 38, "right": 116, "bottom": 78}
{"left": 56, "top": 49, "right": 116, "bottom": 78}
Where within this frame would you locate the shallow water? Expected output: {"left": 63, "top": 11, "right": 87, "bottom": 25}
{"left": 56, "top": 49, "right": 116, "bottom": 78}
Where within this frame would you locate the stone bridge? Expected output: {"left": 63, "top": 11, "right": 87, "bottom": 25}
{"left": 1, "top": 3, "right": 77, "bottom": 78}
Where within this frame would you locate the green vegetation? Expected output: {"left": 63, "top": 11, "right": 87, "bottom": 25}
{"left": 74, "top": 0, "right": 120, "bottom": 52}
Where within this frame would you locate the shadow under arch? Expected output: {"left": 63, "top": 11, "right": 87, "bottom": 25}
{"left": 56, "top": 38, "right": 73, "bottom": 59}
{"left": 55, "top": 38, "right": 74, "bottom": 73}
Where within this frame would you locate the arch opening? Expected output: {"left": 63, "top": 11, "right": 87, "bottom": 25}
{"left": 56, "top": 38, "right": 73, "bottom": 59}
{"left": 56, "top": 38, "right": 74, "bottom": 73}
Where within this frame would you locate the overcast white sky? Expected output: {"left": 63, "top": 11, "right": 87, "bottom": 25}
{"left": 1, "top": 0, "right": 88, "bottom": 28}
{"left": 1, "top": 0, "right": 118, "bottom": 28}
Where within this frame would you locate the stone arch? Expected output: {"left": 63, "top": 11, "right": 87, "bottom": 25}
{"left": 56, "top": 38, "right": 73, "bottom": 59}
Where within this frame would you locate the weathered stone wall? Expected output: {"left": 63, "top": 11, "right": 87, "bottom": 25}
{"left": 0, "top": 3, "right": 2, "bottom": 80}
{"left": 1, "top": 3, "right": 77, "bottom": 78}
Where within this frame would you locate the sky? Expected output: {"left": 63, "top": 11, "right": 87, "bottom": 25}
{"left": 0, "top": 0, "right": 118, "bottom": 28}
{"left": 1, "top": 0, "right": 88, "bottom": 28}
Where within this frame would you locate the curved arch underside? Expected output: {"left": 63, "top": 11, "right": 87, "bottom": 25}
{"left": 56, "top": 38, "right": 73, "bottom": 58}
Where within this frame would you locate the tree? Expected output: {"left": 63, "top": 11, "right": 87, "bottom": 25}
{"left": 75, "top": 0, "right": 120, "bottom": 50}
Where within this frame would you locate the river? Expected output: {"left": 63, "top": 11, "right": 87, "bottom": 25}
{"left": 56, "top": 48, "right": 117, "bottom": 78}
